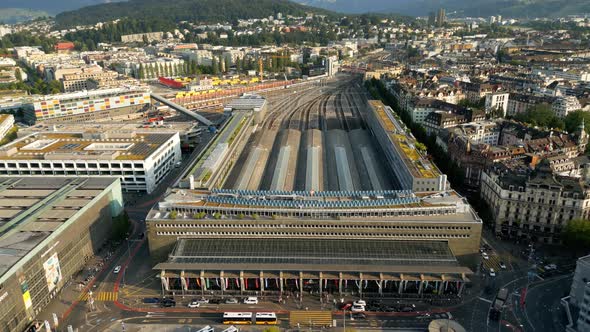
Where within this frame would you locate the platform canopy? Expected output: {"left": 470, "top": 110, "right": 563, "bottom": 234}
{"left": 154, "top": 238, "right": 472, "bottom": 275}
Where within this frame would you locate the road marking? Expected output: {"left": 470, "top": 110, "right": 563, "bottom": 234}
{"left": 478, "top": 297, "right": 493, "bottom": 304}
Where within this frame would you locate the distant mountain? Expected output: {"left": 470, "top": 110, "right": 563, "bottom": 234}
{"left": 0, "top": 8, "right": 49, "bottom": 24}
{"left": 55, "top": 0, "right": 335, "bottom": 28}
{"left": 0, "top": 1, "right": 123, "bottom": 15}
{"left": 298, "top": 0, "right": 590, "bottom": 18}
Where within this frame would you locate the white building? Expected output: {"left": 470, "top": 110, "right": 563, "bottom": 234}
{"left": 485, "top": 92, "right": 509, "bottom": 116}
{"left": 0, "top": 131, "right": 181, "bottom": 193}
{"left": 0, "top": 114, "right": 14, "bottom": 140}
{"left": 553, "top": 96, "right": 582, "bottom": 118}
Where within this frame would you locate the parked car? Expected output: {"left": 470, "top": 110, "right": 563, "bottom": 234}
{"left": 225, "top": 298, "right": 238, "bottom": 304}
{"left": 161, "top": 299, "right": 176, "bottom": 307}
{"left": 196, "top": 297, "right": 209, "bottom": 304}
{"left": 351, "top": 304, "right": 365, "bottom": 312}
{"left": 113, "top": 266, "right": 121, "bottom": 274}
{"left": 243, "top": 297, "right": 258, "bottom": 304}
{"left": 209, "top": 298, "right": 222, "bottom": 304}
{"left": 187, "top": 300, "right": 200, "bottom": 308}
{"left": 352, "top": 313, "right": 367, "bottom": 320}
{"left": 499, "top": 262, "right": 507, "bottom": 269}
{"left": 482, "top": 252, "right": 489, "bottom": 260}
{"left": 489, "top": 268, "right": 496, "bottom": 277}
{"left": 142, "top": 297, "right": 160, "bottom": 304}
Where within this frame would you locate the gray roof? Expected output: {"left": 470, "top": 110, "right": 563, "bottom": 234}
{"left": 155, "top": 238, "right": 472, "bottom": 275}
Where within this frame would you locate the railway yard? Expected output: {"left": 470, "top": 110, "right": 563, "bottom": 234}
{"left": 225, "top": 74, "right": 397, "bottom": 192}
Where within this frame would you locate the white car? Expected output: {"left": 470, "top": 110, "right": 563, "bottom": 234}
{"left": 353, "top": 300, "right": 366, "bottom": 306}
{"left": 187, "top": 300, "right": 200, "bottom": 308}
{"left": 225, "top": 298, "right": 238, "bottom": 304}
{"left": 243, "top": 297, "right": 258, "bottom": 304}
{"left": 489, "top": 268, "right": 496, "bottom": 277}
{"left": 196, "top": 298, "right": 209, "bottom": 304}
{"left": 499, "top": 262, "right": 507, "bottom": 269}
{"left": 113, "top": 266, "right": 121, "bottom": 274}
{"left": 482, "top": 253, "right": 489, "bottom": 260}
{"left": 351, "top": 304, "right": 366, "bottom": 312}
{"left": 544, "top": 264, "right": 557, "bottom": 270}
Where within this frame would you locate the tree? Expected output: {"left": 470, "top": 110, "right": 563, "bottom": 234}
{"left": 565, "top": 110, "right": 590, "bottom": 134}
{"left": 562, "top": 219, "right": 590, "bottom": 253}
{"left": 212, "top": 58, "right": 219, "bottom": 75}
{"left": 236, "top": 56, "right": 242, "bottom": 73}
{"left": 224, "top": 56, "right": 231, "bottom": 73}
{"left": 14, "top": 68, "right": 22, "bottom": 82}
{"left": 138, "top": 64, "right": 145, "bottom": 79}
{"left": 169, "top": 210, "right": 178, "bottom": 219}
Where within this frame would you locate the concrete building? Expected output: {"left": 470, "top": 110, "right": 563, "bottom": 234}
{"left": 367, "top": 100, "right": 447, "bottom": 192}
{"left": 0, "top": 177, "right": 123, "bottom": 332}
{"left": 26, "top": 86, "right": 150, "bottom": 124}
{"left": 553, "top": 96, "right": 582, "bottom": 118}
{"left": 224, "top": 94, "right": 268, "bottom": 124}
{"left": 121, "top": 32, "right": 164, "bottom": 43}
{"left": 480, "top": 160, "right": 590, "bottom": 243}
{"left": 0, "top": 114, "right": 15, "bottom": 141}
{"left": 0, "top": 130, "right": 181, "bottom": 193}
{"left": 60, "top": 66, "right": 119, "bottom": 92}
{"left": 564, "top": 254, "right": 590, "bottom": 332}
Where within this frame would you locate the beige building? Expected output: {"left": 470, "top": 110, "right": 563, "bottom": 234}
{"left": 61, "top": 65, "right": 119, "bottom": 92}
{"left": 481, "top": 160, "right": 590, "bottom": 243}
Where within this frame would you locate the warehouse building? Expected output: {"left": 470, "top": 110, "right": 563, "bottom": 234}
{"left": 0, "top": 177, "right": 123, "bottom": 332}
{"left": 0, "top": 130, "right": 181, "bottom": 193}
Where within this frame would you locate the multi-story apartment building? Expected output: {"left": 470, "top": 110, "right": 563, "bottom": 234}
{"left": 423, "top": 108, "right": 485, "bottom": 135}
{"left": 61, "top": 65, "right": 119, "bottom": 92}
{"left": 480, "top": 160, "right": 590, "bottom": 243}
{"left": 485, "top": 92, "right": 509, "bottom": 116}
{"left": 0, "top": 130, "right": 181, "bottom": 193}
{"left": 553, "top": 96, "right": 582, "bottom": 118}
{"left": 26, "top": 86, "right": 150, "bottom": 123}
{"left": 506, "top": 93, "right": 554, "bottom": 116}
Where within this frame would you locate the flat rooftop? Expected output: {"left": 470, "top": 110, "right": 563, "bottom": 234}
{"left": 154, "top": 238, "right": 472, "bottom": 275}
{"left": 19, "top": 122, "right": 199, "bottom": 136}
{"left": 369, "top": 100, "right": 440, "bottom": 179}
{"left": 0, "top": 177, "right": 118, "bottom": 279}
{"left": 0, "top": 131, "right": 176, "bottom": 161}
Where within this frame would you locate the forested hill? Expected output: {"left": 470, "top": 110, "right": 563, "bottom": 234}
{"left": 55, "top": 0, "right": 335, "bottom": 28}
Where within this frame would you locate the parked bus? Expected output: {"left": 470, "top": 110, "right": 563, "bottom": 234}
{"left": 223, "top": 312, "right": 253, "bottom": 325}
{"left": 255, "top": 312, "right": 278, "bottom": 325}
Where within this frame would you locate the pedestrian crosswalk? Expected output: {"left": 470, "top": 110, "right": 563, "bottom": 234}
{"left": 290, "top": 311, "right": 332, "bottom": 327}
{"left": 78, "top": 291, "right": 118, "bottom": 301}
{"left": 483, "top": 252, "right": 511, "bottom": 271}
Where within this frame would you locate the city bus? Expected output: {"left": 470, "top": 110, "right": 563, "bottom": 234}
{"left": 255, "top": 312, "right": 278, "bottom": 325}
{"left": 223, "top": 312, "right": 253, "bottom": 325}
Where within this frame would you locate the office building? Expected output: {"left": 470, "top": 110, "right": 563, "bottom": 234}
{"left": 27, "top": 87, "right": 150, "bottom": 124}
{"left": 0, "top": 130, "right": 181, "bottom": 193}
{"left": 0, "top": 177, "right": 123, "bottom": 332}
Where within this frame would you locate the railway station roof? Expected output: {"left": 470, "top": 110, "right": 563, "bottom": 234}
{"left": 154, "top": 238, "right": 472, "bottom": 275}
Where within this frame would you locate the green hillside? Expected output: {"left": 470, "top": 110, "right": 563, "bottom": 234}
{"left": 55, "top": 0, "right": 335, "bottom": 28}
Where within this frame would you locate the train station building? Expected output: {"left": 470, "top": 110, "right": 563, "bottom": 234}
{"left": 154, "top": 238, "right": 471, "bottom": 298}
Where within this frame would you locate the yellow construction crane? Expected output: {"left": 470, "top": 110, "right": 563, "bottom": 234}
{"left": 258, "top": 54, "right": 290, "bottom": 81}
